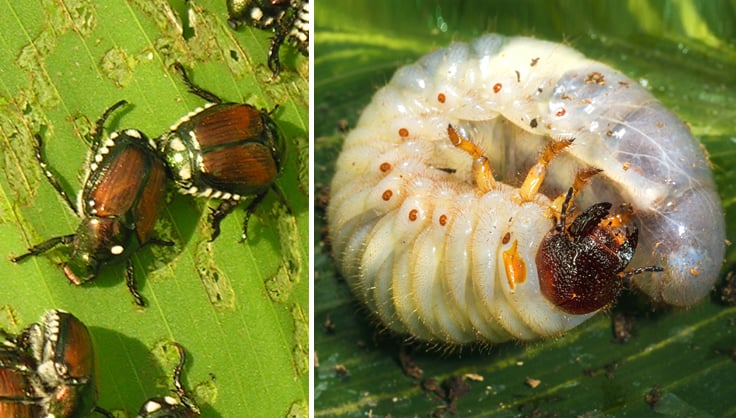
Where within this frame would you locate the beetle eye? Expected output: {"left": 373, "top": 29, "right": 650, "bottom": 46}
{"left": 55, "top": 361, "right": 69, "bottom": 378}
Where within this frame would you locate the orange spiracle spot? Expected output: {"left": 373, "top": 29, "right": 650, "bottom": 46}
{"left": 503, "top": 240, "right": 527, "bottom": 289}
{"left": 379, "top": 162, "right": 392, "bottom": 172}
{"left": 408, "top": 209, "right": 418, "bottom": 221}
{"left": 502, "top": 232, "right": 511, "bottom": 244}
{"left": 382, "top": 190, "right": 393, "bottom": 201}
{"left": 439, "top": 214, "right": 448, "bottom": 226}
{"left": 398, "top": 128, "right": 409, "bottom": 137}
{"left": 556, "top": 108, "right": 567, "bottom": 117}
{"left": 493, "top": 83, "right": 502, "bottom": 93}
{"left": 437, "top": 93, "right": 446, "bottom": 103}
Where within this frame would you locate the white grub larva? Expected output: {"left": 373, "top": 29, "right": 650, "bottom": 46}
{"left": 327, "top": 34, "right": 726, "bottom": 344}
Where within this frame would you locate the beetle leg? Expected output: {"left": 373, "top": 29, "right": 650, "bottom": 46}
{"left": 518, "top": 138, "right": 574, "bottom": 202}
{"left": 10, "top": 234, "right": 75, "bottom": 263}
{"left": 0, "top": 341, "right": 35, "bottom": 373}
{"left": 209, "top": 191, "right": 272, "bottom": 243}
{"left": 267, "top": 35, "right": 284, "bottom": 78}
{"left": 267, "top": 7, "right": 298, "bottom": 77}
{"left": 209, "top": 200, "right": 236, "bottom": 242}
{"left": 125, "top": 259, "right": 145, "bottom": 307}
{"left": 549, "top": 167, "right": 603, "bottom": 217}
{"left": 0, "top": 328, "right": 14, "bottom": 341}
{"left": 447, "top": 124, "right": 496, "bottom": 193}
{"left": 240, "top": 191, "right": 273, "bottom": 242}
{"left": 143, "top": 237, "right": 175, "bottom": 248}
{"left": 93, "top": 406, "right": 115, "bottom": 418}
{"left": 88, "top": 100, "right": 128, "bottom": 150}
{"left": 240, "top": 191, "right": 270, "bottom": 243}
{"left": 33, "top": 100, "right": 129, "bottom": 214}
{"left": 270, "top": 183, "right": 293, "bottom": 216}
{"left": 173, "top": 62, "right": 223, "bottom": 104}
{"left": 121, "top": 238, "right": 174, "bottom": 307}
{"left": 170, "top": 341, "right": 201, "bottom": 413}
{"left": 0, "top": 393, "right": 44, "bottom": 402}
{"left": 32, "top": 135, "right": 77, "bottom": 214}
{"left": 170, "top": 342, "right": 188, "bottom": 396}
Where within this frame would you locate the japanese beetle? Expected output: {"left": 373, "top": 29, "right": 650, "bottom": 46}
{"left": 136, "top": 343, "right": 200, "bottom": 418}
{"left": 1, "top": 310, "right": 113, "bottom": 418}
{"left": 226, "top": 0, "right": 309, "bottom": 75}
{"left": 11, "top": 100, "right": 171, "bottom": 306}
{"left": 158, "top": 63, "right": 287, "bottom": 241}
{"left": 27, "top": 310, "right": 99, "bottom": 417}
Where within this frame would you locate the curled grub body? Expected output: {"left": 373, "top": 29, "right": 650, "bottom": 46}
{"left": 327, "top": 34, "right": 725, "bottom": 343}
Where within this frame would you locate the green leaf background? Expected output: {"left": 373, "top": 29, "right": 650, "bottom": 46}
{"left": 0, "top": 1, "right": 308, "bottom": 417}
{"left": 315, "top": 1, "right": 736, "bottom": 417}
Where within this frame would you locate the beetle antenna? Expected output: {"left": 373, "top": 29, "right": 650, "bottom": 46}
{"left": 621, "top": 265, "right": 664, "bottom": 283}
{"left": 557, "top": 187, "right": 574, "bottom": 233}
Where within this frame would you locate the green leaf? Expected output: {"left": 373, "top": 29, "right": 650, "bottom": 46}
{"left": 0, "top": 0, "right": 308, "bottom": 417}
{"left": 315, "top": 1, "right": 736, "bottom": 417}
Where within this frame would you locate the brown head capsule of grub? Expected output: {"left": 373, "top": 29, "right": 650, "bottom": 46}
{"left": 536, "top": 189, "right": 661, "bottom": 314}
